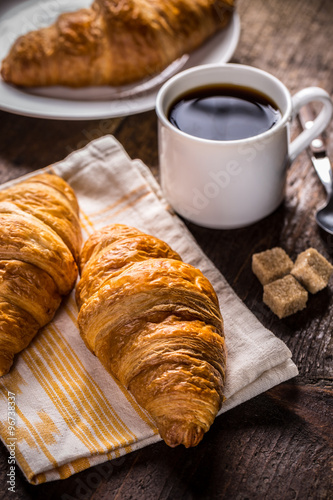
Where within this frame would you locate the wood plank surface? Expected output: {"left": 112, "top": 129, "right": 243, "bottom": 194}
{"left": 0, "top": 0, "right": 332, "bottom": 498}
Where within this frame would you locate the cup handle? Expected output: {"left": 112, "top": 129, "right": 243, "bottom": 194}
{"left": 289, "top": 87, "right": 333, "bottom": 164}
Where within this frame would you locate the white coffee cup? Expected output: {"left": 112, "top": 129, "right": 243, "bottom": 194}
{"left": 156, "top": 63, "right": 333, "bottom": 228}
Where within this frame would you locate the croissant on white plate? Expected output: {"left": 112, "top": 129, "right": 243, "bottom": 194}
{"left": 76, "top": 224, "right": 226, "bottom": 447}
{"left": 0, "top": 173, "right": 82, "bottom": 376}
{"left": 1, "top": 0, "right": 235, "bottom": 88}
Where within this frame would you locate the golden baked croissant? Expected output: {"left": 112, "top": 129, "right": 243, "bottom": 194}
{"left": 1, "top": 0, "right": 234, "bottom": 88}
{"left": 76, "top": 224, "right": 226, "bottom": 447}
{"left": 0, "top": 173, "right": 82, "bottom": 376}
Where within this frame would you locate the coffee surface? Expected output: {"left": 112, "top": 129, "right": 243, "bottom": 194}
{"left": 168, "top": 85, "right": 281, "bottom": 141}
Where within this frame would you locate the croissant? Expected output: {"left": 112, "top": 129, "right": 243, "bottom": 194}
{"left": 0, "top": 173, "right": 82, "bottom": 376}
{"left": 76, "top": 224, "right": 226, "bottom": 447}
{"left": 1, "top": 0, "right": 234, "bottom": 88}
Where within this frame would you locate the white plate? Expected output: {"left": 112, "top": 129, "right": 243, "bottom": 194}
{"left": 0, "top": 0, "right": 240, "bottom": 120}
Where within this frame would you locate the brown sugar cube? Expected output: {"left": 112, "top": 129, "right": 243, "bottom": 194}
{"left": 291, "top": 248, "right": 333, "bottom": 293}
{"left": 263, "top": 275, "right": 308, "bottom": 319}
{"left": 252, "top": 247, "right": 294, "bottom": 285}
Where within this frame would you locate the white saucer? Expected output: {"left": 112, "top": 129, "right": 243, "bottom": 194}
{"left": 0, "top": 0, "right": 240, "bottom": 120}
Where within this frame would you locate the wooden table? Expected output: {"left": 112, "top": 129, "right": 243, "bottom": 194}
{"left": 0, "top": 0, "right": 332, "bottom": 498}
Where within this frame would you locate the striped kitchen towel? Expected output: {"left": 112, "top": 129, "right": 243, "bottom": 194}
{"left": 0, "top": 136, "right": 298, "bottom": 484}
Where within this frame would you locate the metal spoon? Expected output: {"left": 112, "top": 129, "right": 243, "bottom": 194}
{"left": 298, "top": 105, "right": 333, "bottom": 235}
{"left": 315, "top": 169, "right": 333, "bottom": 235}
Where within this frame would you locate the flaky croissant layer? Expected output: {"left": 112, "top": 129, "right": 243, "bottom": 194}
{"left": 0, "top": 173, "right": 82, "bottom": 376}
{"left": 1, "top": 0, "right": 235, "bottom": 87}
{"left": 76, "top": 224, "right": 226, "bottom": 447}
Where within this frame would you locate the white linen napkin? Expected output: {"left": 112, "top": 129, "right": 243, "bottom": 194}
{"left": 0, "top": 136, "right": 298, "bottom": 484}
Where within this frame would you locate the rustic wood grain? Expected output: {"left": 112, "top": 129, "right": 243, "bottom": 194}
{"left": 0, "top": 0, "right": 332, "bottom": 498}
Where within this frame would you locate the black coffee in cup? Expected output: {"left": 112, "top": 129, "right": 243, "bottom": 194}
{"left": 168, "top": 84, "right": 281, "bottom": 141}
